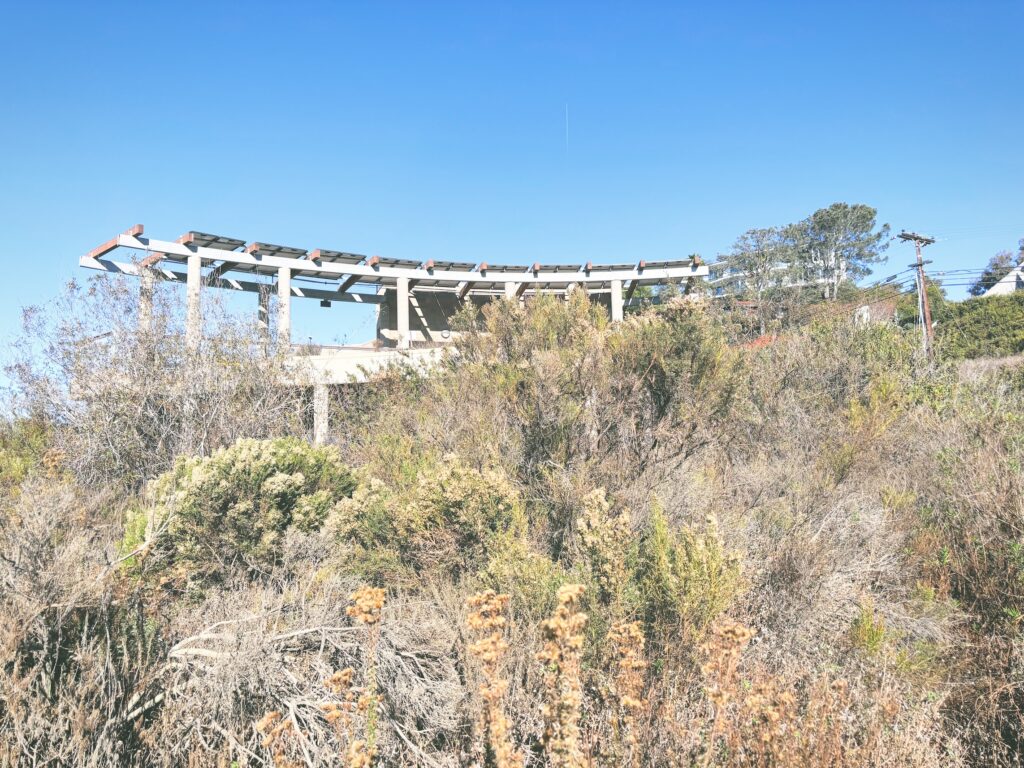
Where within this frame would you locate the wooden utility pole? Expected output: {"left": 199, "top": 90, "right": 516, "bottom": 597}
{"left": 898, "top": 231, "right": 936, "bottom": 358}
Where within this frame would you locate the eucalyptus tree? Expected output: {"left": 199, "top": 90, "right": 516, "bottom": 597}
{"left": 790, "top": 203, "right": 890, "bottom": 300}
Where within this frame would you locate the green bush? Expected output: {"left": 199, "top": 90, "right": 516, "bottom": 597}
{"left": 328, "top": 454, "right": 526, "bottom": 584}
{"left": 631, "top": 501, "right": 742, "bottom": 648}
{"left": 0, "top": 417, "right": 53, "bottom": 501}
{"left": 124, "top": 437, "right": 355, "bottom": 582}
{"left": 937, "top": 293, "right": 1024, "bottom": 360}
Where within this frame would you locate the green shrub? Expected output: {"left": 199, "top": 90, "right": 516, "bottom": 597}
{"left": 124, "top": 437, "right": 355, "bottom": 582}
{"left": 0, "top": 417, "right": 52, "bottom": 501}
{"left": 479, "top": 532, "right": 570, "bottom": 621}
{"left": 328, "top": 454, "right": 525, "bottom": 584}
{"left": 850, "top": 597, "right": 887, "bottom": 655}
{"left": 631, "top": 501, "right": 742, "bottom": 648}
{"left": 937, "top": 293, "right": 1024, "bottom": 360}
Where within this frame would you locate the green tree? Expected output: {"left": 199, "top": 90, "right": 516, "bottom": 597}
{"left": 968, "top": 245, "right": 1022, "bottom": 296}
{"left": 717, "top": 227, "right": 794, "bottom": 333}
{"left": 790, "top": 203, "right": 891, "bottom": 300}
{"left": 720, "top": 228, "right": 792, "bottom": 295}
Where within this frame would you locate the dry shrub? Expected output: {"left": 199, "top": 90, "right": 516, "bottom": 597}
{"left": 6, "top": 275, "right": 306, "bottom": 493}
{"left": 4, "top": 281, "right": 1023, "bottom": 767}
{"left": 0, "top": 480, "right": 158, "bottom": 766}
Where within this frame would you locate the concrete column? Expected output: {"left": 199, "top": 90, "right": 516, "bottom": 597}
{"left": 313, "top": 383, "right": 329, "bottom": 445}
{"left": 186, "top": 253, "right": 202, "bottom": 349}
{"left": 396, "top": 276, "right": 410, "bottom": 349}
{"left": 610, "top": 279, "right": 624, "bottom": 322}
{"left": 138, "top": 268, "right": 155, "bottom": 335}
{"left": 504, "top": 281, "right": 518, "bottom": 300}
{"left": 257, "top": 285, "right": 271, "bottom": 346}
{"left": 277, "top": 266, "right": 291, "bottom": 348}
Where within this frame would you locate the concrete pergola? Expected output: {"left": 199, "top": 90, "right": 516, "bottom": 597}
{"left": 79, "top": 225, "right": 709, "bottom": 351}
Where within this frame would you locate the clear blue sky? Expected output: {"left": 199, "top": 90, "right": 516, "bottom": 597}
{"left": 1, "top": 1, "right": 1022, "bottom": 345}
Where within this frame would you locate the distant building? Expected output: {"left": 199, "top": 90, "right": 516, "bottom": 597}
{"left": 983, "top": 264, "right": 1024, "bottom": 297}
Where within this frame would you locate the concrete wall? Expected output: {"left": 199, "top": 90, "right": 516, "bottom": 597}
{"left": 376, "top": 289, "right": 493, "bottom": 346}
{"left": 375, "top": 288, "right": 620, "bottom": 348}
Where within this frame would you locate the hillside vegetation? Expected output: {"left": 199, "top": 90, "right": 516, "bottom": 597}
{"left": 2, "top": 278, "right": 1024, "bottom": 766}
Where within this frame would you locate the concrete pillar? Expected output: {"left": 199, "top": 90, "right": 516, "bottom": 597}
{"left": 610, "top": 279, "right": 624, "bottom": 322}
{"left": 138, "top": 268, "right": 155, "bottom": 335}
{"left": 313, "top": 383, "right": 329, "bottom": 445}
{"left": 396, "top": 276, "right": 410, "bottom": 349}
{"left": 277, "top": 266, "right": 291, "bottom": 348}
{"left": 504, "top": 281, "right": 518, "bottom": 300}
{"left": 186, "top": 253, "right": 202, "bottom": 349}
{"left": 257, "top": 285, "right": 271, "bottom": 345}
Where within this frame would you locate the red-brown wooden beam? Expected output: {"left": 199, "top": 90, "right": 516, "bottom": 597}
{"left": 86, "top": 224, "right": 143, "bottom": 260}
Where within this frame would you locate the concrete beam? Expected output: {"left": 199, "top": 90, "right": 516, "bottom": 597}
{"left": 79, "top": 257, "right": 386, "bottom": 304}
{"left": 105, "top": 234, "right": 710, "bottom": 286}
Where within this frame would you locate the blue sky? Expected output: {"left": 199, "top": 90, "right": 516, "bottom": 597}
{"left": 1, "top": 1, "right": 1022, "bottom": 344}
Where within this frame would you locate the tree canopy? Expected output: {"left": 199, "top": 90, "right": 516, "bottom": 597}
{"left": 789, "top": 202, "right": 890, "bottom": 300}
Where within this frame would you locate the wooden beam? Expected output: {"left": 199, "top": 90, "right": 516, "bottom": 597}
{"left": 366, "top": 255, "right": 380, "bottom": 268}
{"left": 139, "top": 251, "right": 165, "bottom": 268}
{"left": 456, "top": 281, "right": 473, "bottom": 300}
{"left": 85, "top": 224, "right": 143, "bottom": 260}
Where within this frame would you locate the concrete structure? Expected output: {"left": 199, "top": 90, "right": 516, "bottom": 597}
{"left": 79, "top": 225, "right": 708, "bottom": 441}
{"left": 983, "top": 264, "right": 1024, "bottom": 297}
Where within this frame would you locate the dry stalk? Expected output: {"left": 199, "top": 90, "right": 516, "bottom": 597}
{"left": 607, "top": 620, "right": 647, "bottom": 767}
{"left": 700, "top": 617, "right": 754, "bottom": 766}
{"left": 345, "top": 586, "right": 386, "bottom": 766}
{"left": 466, "top": 590, "right": 523, "bottom": 768}
{"left": 537, "top": 584, "right": 588, "bottom": 768}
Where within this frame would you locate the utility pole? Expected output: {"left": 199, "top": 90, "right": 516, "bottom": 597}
{"left": 898, "top": 231, "right": 936, "bottom": 359}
